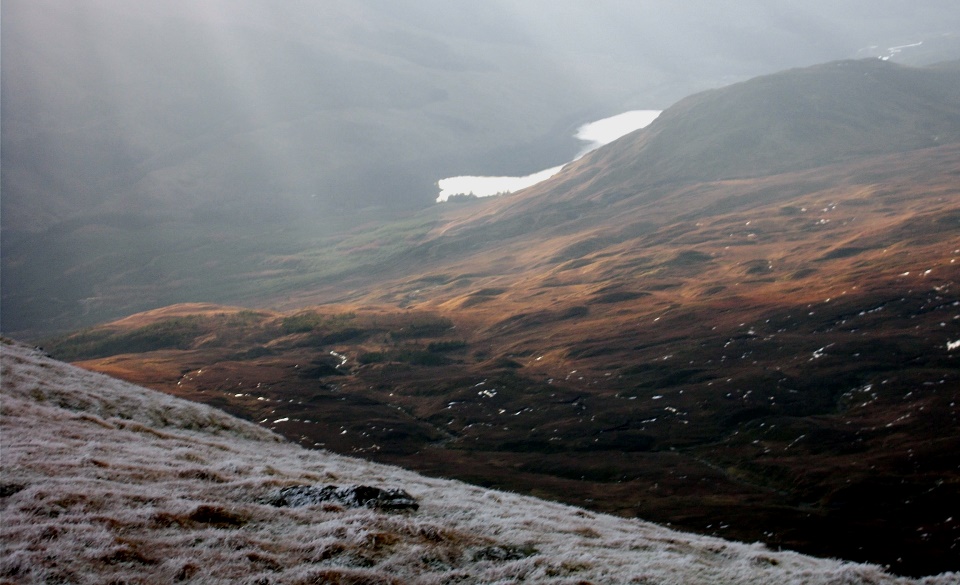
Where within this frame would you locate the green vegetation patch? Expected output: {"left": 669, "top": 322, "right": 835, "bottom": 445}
{"left": 281, "top": 311, "right": 357, "bottom": 334}
{"left": 396, "top": 349, "right": 450, "bottom": 366}
{"left": 389, "top": 316, "right": 454, "bottom": 340}
{"left": 427, "top": 340, "right": 468, "bottom": 353}
{"left": 818, "top": 247, "right": 872, "bottom": 261}
{"left": 665, "top": 250, "right": 713, "bottom": 267}
{"left": 592, "top": 290, "right": 651, "bottom": 304}
{"left": 357, "top": 348, "right": 450, "bottom": 366}
{"left": 551, "top": 237, "right": 613, "bottom": 263}
{"left": 48, "top": 316, "right": 208, "bottom": 361}
{"left": 281, "top": 311, "right": 326, "bottom": 334}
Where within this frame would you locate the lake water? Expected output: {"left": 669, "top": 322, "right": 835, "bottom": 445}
{"left": 436, "top": 109, "right": 661, "bottom": 202}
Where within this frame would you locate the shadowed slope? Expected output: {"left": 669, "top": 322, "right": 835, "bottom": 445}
{"left": 444, "top": 59, "right": 960, "bottom": 227}
{"left": 583, "top": 59, "right": 960, "bottom": 187}
{"left": 9, "top": 339, "right": 953, "bottom": 584}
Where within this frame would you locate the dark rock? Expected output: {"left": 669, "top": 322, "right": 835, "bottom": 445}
{"left": 187, "top": 505, "right": 248, "bottom": 527}
{"left": 266, "top": 484, "right": 419, "bottom": 511}
{"left": 471, "top": 544, "right": 538, "bottom": 562}
{"left": 0, "top": 483, "right": 26, "bottom": 497}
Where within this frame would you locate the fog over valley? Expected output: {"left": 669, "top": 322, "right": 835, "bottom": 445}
{"left": 4, "top": 0, "right": 959, "bottom": 231}
{"left": 4, "top": 0, "right": 959, "bottom": 334}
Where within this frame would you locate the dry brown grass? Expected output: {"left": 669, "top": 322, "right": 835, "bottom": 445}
{"left": 6, "top": 340, "right": 953, "bottom": 584}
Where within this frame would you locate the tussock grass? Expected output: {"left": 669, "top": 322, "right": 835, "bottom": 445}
{"left": 2, "top": 340, "right": 954, "bottom": 584}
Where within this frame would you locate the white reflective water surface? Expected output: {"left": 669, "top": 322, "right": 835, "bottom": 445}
{"left": 437, "top": 109, "right": 661, "bottom": 202}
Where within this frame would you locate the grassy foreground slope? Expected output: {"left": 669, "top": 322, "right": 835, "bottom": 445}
{"left": 8, "top": 339, "right": 955, "bottom": 584}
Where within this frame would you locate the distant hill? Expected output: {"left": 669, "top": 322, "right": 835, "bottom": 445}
{"left": 4, "top": 2, "right": 959, "bottom": 233}
{"left": 367, "top": 60, "right": 960, "bottom": 280}
{"left": 4, "top": 0, "right": 960, "bottom": 336}
{"left": 584, "top": 59, "right": 960, "bottom": 185}
{"left": 483, "top": 59, "right": 960, "bottom": 216}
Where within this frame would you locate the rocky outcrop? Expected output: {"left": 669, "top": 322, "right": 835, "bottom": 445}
{"left": 266, "top": 484, "right": 419, "bottom": 512}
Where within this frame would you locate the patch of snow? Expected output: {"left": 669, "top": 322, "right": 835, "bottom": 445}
{"left": 330, "top": 350, "right": 348, "bottom": 368}
{"left": 811, "top": 346, "right": 829, "bottom": 359}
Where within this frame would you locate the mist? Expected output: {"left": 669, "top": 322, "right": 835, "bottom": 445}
{"left": 4, "top": 0, "right": 958, "bottom": 229}
{"left": 2, "top": 0, "right": 959, "bottom": 335}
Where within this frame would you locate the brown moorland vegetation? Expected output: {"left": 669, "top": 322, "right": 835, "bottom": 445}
{"left": 52, "top": 140, "right": 960, "bottom": 576}
{"left": 37, "top": 60, "right": 960, "bottom": 577}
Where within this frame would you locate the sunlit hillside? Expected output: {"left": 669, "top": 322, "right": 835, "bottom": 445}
{"left": 41, "top": 58, "right": 960, "bottom": 576}
{"left": 4, "top": 1, "right": 960, "bottom": 337}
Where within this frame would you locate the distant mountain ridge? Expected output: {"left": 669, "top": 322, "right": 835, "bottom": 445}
{"left": 598, "top": 58, "right": 960, "bottom": 180}
{"left": 389, "top": 59, "right": 960, "bottom": 274}
{"left": 509, "top": 59, "right": 960, "bottom": 209}
{"left": 5, "top": 1, "right": 959, "bottom": 235}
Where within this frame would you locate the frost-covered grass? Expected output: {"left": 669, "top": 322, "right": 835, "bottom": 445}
{"left": 1, "top": 339, "right": 954, "bottom": 584}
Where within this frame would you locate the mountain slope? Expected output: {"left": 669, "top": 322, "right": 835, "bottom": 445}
{"left": 16, "top": 0, "right": 938, "bottom": 233}
{"left": 41, "top": 59, "right": 960, "bottom": 576}
{"left": 4, "top": 0, "right": 960, "bottom": 338}
{"left": 438, "top": 59, "right": 960, "bottom": 226}
{"left": 8, "top": 339, "right": 952, "bottom": 584}
{"left": 582, "top": 59, "right": 960, "bottom": 188}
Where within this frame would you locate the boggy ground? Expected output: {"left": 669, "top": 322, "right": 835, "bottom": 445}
{"left": 54, "top": 146, "right": 960, "bottom": 576}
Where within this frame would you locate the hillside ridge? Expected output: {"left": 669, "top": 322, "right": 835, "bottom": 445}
{"left": 456, "top": 59, "right": 960, "bottom": 225}
{"left": 7, "top": 338, "right": 953, "bottom": 584}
